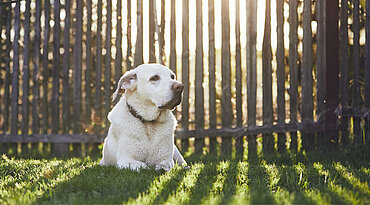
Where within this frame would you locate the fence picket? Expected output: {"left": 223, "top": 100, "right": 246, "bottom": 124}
{"left": 170, "top": 0, "right": 176, "bottom": 73}
{"left": 115, "top": 0, "right": 123, "bottom": 80}
{"left": 32, "top": 0, "right": 41, "bottom": 134}
{"left": 181, "top": 0, "right": 190, "bottom": 152}
{"left": 159, "top": 0, "right": 165, "bottom": 64}
{"left": 134, "top": 0, "right": 143, "bottom": 67}
{"left": 42, "top": 0, "right": 50, "bottom": 134}
{"left": 3, "top": 6, "right": 11, "bottom": 134}
{"left": 221, "top": 0, "right": 232, "bottom": 155}
{"left": 194, "top": 0, "right": 204, "bottom": 154}
{"left": 262, "top": 0, "right": 273, "bottom": 153}
{"left": 96, "top": 0, "right": 102, "bottom": 115}
{"left": 52, "top": 0, "right": 60, "bottom": 134}
{"left": 276, "top": 0, "right": 285, "bottom": 152}
{"left": 62, "top": 0, "right": 70, "bottom": 133}
{"left": 235, "top": 0, "right": 243, "bottom": 155}
{"left": 85, "top": 0, "right": 92, "bottom": 123}
{"left": 126, "top": 0, "right": 132, "bottom": 70}
{"left": 289, "top": 0, "right": 298, "bottom": 151}
{"left": 301, "top": 0, "right": 314, "bottom": 151}
{"left": 149, "top": 0, "right": 156, "bottom": 63}
{"left": 365, "top": 0, "right": 370, "bottom": 145}
{"left": 22, "top": 0, "right": 31, "bottom": 135}
{"left": 246, "top": 0, "right": 257, "bottom": 154}
{"left": 208, "top": 0, "right": 217, "bottom": 154}
{"left": 105, "top": 0, "right": 112, "bottom": 117}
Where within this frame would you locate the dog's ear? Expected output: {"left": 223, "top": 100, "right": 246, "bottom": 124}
{"left": 112, "top": 69, "right": 137, "bottom": 101}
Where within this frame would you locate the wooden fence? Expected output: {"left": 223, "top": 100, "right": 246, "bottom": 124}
{"left": 0, "top": 0, "right": 369, "bottom": 156}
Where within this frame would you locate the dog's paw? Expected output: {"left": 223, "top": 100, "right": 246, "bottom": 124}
{"left": 155, "top": 160, "right": 174, "bottom": 172}
{"left": 117, "top": 161, "right": 148, "bottom": 171}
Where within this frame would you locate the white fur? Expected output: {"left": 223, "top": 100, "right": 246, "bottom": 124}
{"left": 100, "top": 64, "right": 187, "bottom": 171}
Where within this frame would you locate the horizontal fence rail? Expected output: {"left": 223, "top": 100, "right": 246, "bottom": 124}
{"left": 0, "top": 0, "right": 369, "bottom": 156}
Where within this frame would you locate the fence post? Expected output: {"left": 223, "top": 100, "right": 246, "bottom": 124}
{"left": 325, "top": 0, "right": 340, "bottom": 149}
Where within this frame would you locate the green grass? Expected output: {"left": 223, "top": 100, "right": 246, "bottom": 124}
{"left": 1, "top": 151, "right": 369, "bottom": 204}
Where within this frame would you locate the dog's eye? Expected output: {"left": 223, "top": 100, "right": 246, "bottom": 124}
{"left": 170, "top": 74, "right": 175, "bottom": 80}
{"left": 150, "top": 75, "right": 160, "bottom": 81}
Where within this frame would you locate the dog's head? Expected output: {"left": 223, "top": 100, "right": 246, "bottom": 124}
{"left": 112, "top": 64, "right": 184, "bottom": 110}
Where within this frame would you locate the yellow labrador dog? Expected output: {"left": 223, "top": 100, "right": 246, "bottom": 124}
{"left": 100, "top": 64, "right": 187, "bottom": 171}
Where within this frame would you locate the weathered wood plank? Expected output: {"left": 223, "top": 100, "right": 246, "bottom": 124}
{"left": 194, "top": 0, "right": 204, "bottom": 154}
{"left": 289, "top": 0, "right": 298, "bottom": 151}
{"left": 208, "top": 0, "right": 217, "bottom": 154}
{"left": 149, "top": 0, "right": 156, "bottom": 63}
{"left": 325, "top": 0, "right": 340, "bottom": 149}
{"left": 96, "top": 0, "right": 102, "bottom": 112}
{"left": 301, "top": 0, "right": 314, "bottom": 151}
{"left": 262, "top": 0, "right": 274, "bottom": 152}
{"left": 32, "top": 0, "right": 41, "bottom": 134}
{"left": 127, "top": 0, "right": 132, "bottom": 70}
{"left": 0, "top": 122, "right": 324, "bottom": 143}
{"left": 11, "top": 2, "right": 20, "bottom": 134}
{"left": 365, "top": 0, "right": 370, "bottom": 145}
{"left": 159, "top": 0, "right": 165, "bottom": 64}
{"left": 85, "top": 0, "right": 92, "bottom": 122}
{"left": 62, "top": 0, "right": 70, "bottom": 133}
{"left": 352, "top": 0, "right": 362, "bottom": 144}
{"left": 246, "top": 0, "right": 258, "bottom": 154}
{"left": 276, "top": 0, "right": 286, "bottom": 152}
{"left": 181, "top": 0, "right": 190, "bottom": 152}
{"left": 134, "top": 0, "right": 143, "bottom": 67}
{"left": 22, "top": 0, "right": 31, "bottom": 135}
{"left": 221, "top": 0, "right": 232, "bottom": 155}
{"left": 105, "top": 0, "right": 112, "bottom": 116}
{"left": 74, "top": 0, "right": 83, "bottom": 132}
{"left": 52, "top": 0, "right": 61, "bottom": 133}
{"left": 115, "top": 0, "right": 123, "bottom": 80}
{"left": 42, "top": 0, "right": 50, "bottom": 134}
{"left": 3, "top": 7, "right": 12, "bottom": 133}
{"left": 316, "top": 0, "right": 327, "bottom": 149}
{"left": 235, "top": 0, "right": 243, "bottom": 155}
{"left": 170, "top": 0, "right": 176, "bottom": 73}
{"left": 339, "top": 0, "right": 349, "bottom": 146}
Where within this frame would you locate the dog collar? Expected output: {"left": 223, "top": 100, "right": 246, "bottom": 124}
{"left": 126, "top": 101, "right": 156, "bottom": 123}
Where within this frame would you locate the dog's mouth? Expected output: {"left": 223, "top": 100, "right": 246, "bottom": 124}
{"left": 158, "top": 93, "right": 182, "bottom": 110}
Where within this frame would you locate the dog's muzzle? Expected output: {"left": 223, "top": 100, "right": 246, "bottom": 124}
{"left": 158, "top": 82, "right": 184, "bottom": 110}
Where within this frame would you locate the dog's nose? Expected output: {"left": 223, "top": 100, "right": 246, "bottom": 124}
{"left": 172, "top": 83, "right": 184, "bottom": 93}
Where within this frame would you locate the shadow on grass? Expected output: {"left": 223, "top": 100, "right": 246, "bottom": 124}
{"left": 152, "top": 168, "right": 187, "bottom": 204}
{"left": 33, "top": 164, "right": 160, "bottom": 204}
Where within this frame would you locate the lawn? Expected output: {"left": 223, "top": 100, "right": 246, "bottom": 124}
{"left": 1, "top": 150, "right": 369, "bottom": 204}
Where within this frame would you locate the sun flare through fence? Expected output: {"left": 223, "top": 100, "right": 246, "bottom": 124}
{"left": 0, "top": 0, "right": 369, "bottom": 156}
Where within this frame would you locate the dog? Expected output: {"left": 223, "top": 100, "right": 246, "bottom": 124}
{"left": 100, "top": 64, "right": 187, "bottom": 171}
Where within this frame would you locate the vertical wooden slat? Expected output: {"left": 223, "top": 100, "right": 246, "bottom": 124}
{"left": 325, "top": 0, "right": 340, "bottom": 149}
{"left": 181, "top": 0, "right": 190, "bottom": 152}
{"left": 339, "top": 0, "right": 349, "bottom": 146}
{"left": 3, "top": 6, "right": 12, "bottom": 133}
{"left": 208, "top": 0, "right": 217, "bottom": 154}
{"left": 289, "top": 0, "right": 298, "bottom": 151}
{"left": 134, "top": 0, "right": 143, "bottom": 67}
{"left": 115, "top": 0, "right": 123, "bottom": 80}
{"left": 42, "top": 0, "right": 50, "bottom": 134}
{"left": 149, "top": 0, "right": 156, "bottom": 63}
{"left": 235, "top": 0, "right": 243, "bottom": 155}
{"left": 316, "top": 0, "right": 327, "bottom": 148}
{"left": 170, "top": 0, "right": 176, "bottom": 72}
{"left": 96, "top": 0, "right": 102, "bottom": 113}
{"left": 221, "top": 0, "right": 232, "bottom": 155}
{"left": 159, "top": 0, "right": 165, "bottom": 64}
{"left": 127, "top": 0, "right": 132, "bottom": 70}
{"left": 74, "top": 0, "right": 83, "bottom": 131}
{"left": 276, "top": 0, "right": 286, "bottom": 152}
{"left": 194, "top": 0, "right": 204, "bottom": 154}
{"left": 11, "top": 2, "right": 20, "bottom": 134}
{"left": 246, "top": 0, "right": 257, "bottom": 154}
{"left": 262, "top": 0, "right": 273, "bottom": 153}
{"left": 85, "top": 0, "right": 92, "bottom": 122}
{"left": 352, "top": 0, "right": 362, "bottom": 144}
{"left": 32, "top": 0, "right": 41, "bottom": 134}
{"left": 105, "top": 0, "right": 112, "bottom": 116}
{"left": 22, "top": 0, "right": 31, "bottom": 135}
{"left": 62, "top": 0, "right": 70, "bottom": 133}
{"left": 301, "top": 0, "right": 314, "bottom": 151}
{"left": 365, "top": 0, "right": 370, "bottom": 145}
{"left": 52, "top": 0, "right": 60, "bottom": 133}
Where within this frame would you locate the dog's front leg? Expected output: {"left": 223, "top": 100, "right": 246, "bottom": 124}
{"left": 155, "top": 159, "right": 174, "bottom": 172}
{"left": 173, "top": 145, "right": 187, "bottom": 167}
